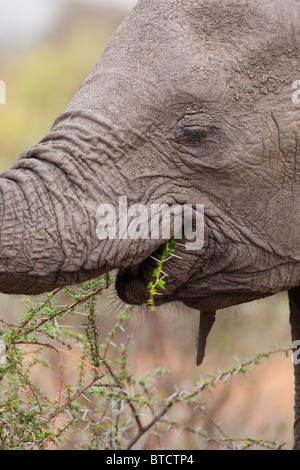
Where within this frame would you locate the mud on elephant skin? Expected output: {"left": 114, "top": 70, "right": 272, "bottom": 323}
{"left": 2, "top": 0, "right": 300, "bottom": 449}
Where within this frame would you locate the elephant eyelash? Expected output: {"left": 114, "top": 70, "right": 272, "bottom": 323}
{"left": 183, "top": 126, "right": 209, "bottom": 142}
{"left": 175, "top": 126, "right": 210, "bottom": 145}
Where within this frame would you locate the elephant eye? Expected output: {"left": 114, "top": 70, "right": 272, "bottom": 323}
{"left": 175, "top": 126, "right": 209, "bottom": 145}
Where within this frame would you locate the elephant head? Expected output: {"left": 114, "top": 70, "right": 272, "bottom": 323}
{"left": 2, "top": 0, "right": 300, "bottom": 447}
{"left": 2, "top": 0, "right": 300, "bottom": 305}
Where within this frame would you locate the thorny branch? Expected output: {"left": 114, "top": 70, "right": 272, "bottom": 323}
{"left": 0, "top": 272, "right": 291, "bottom": 450}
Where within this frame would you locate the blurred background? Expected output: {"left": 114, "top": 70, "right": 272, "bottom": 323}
{"left": 0, "top": 0, "right": 295, "bottom": 450}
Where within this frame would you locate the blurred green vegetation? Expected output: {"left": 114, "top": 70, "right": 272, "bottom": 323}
{"left": 0, "top": 8, "right": 122, "bottom": 170}
{"left": 0, "top": 277, "right": 293, "bottom": 450}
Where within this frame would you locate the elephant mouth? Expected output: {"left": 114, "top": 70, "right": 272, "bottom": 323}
{"left": 115, "top": 243, "right": 177, "bottom": 306}
{"left": 115, "top": 214, "right": 209, "bottom": 306}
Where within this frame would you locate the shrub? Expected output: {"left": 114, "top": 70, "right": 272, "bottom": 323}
{"left": 0, "top": 273, "right": 290, "bottom": 450}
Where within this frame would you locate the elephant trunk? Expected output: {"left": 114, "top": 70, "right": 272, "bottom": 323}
{"left": 0, "top": 6, "right": 165, "bottom": 294}
{"left": 0, "top": 114, "right": 161, "bottom": 294}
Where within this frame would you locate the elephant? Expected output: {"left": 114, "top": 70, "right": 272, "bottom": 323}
{"left": 2, "top": 0, "right": 300, "bottom": 449}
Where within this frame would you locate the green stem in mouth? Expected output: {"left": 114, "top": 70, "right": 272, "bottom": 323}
{"left": 147, "top": 239, "right": 178, "bottom": 311}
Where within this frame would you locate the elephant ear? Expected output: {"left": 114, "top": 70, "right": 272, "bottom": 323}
{"left": 288, "top": 287, "right": 300, "bottom": 450}
{"left": 196, "top": 310, "right": 216, "bottom": 366}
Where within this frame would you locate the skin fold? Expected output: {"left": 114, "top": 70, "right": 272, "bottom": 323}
{"left": 2, "top": 0, "right": 300, "bottom": 447}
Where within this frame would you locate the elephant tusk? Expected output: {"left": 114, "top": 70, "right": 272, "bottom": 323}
{"left": 196, "top": 310, "right": 216, "bottom": 366}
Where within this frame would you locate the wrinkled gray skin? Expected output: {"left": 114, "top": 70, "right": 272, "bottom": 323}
{"left": 2, "top": 0, "right": 300, "bottom": 447}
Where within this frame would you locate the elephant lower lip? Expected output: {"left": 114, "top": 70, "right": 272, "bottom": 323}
{"left": 117, "top": 278, "right": 149, "bottom": 305}
{"left": 130, "top": 264, "right": 140, "bottom": 279}
{"left": 115, "top": 266, "right": 150, "bottom": 305}
{"left": 116, "top": 241, "right": 179, "bottom": 305}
